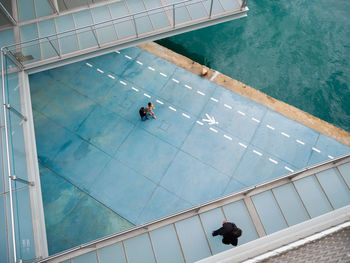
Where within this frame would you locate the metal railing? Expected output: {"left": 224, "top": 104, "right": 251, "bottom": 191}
{"left": 35, "top": 153, "right": 350, "bottom": 262}
{"left": 1, "top": 0, "right": 248, "bottom": 70}
{"left": 1, "top": 48, "right": 32, "bottom": 263}
{"left": 0, "top": 1, "right": 248, "bottom": 261}
{"left": 1, "top": 47, "right": 21, "bottom": 263}
{"left": 1, "top": 53, "right": 15, "bottom": 263}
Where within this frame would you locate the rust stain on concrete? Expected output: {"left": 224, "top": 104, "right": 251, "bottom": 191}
{"left": 139, "top": 42, "right": 350, "bottom": 147}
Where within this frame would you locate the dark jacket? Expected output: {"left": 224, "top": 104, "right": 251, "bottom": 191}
{"left": 212, "top": 222, "right": 240, "bottom": 246}
{"left": 139, "top": 107, "right": 146, "bottom": 118}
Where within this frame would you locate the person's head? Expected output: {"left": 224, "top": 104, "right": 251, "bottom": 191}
{"left": 148, "top": 102, "right": 153, "bottom": 107}
{"left": 222, "top": 220, "right": 227, "bottom": 225}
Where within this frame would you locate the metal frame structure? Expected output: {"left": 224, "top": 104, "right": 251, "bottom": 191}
{"left": 0, "top": 1, "right": 250, "bottom": 261}
{"left": 0, "top": 1, "right": 17, "bottom": 26}
{"left": 2, "top": 0, "right": 248, "bottom": 71}
{"left": 47, "top": 0, "right": 60, "bottom": 14}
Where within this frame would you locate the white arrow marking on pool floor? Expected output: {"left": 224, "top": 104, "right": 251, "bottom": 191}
{"left": 202, "top": 114, "right": 218, "bottom": 125}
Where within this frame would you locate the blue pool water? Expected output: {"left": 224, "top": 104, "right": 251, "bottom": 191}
{"left": 29, "top": 47, "right": 350, "bottom": 254}
{"left": 157, "top": 0, "right": 350, "bottom": 132}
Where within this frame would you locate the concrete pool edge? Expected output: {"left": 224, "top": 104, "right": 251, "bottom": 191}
{"left": 138, "top": 42, "right": 350, "bottom": 147}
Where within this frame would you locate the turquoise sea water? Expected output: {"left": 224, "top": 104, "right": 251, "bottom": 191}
{"left": 157, "top": 0, "right": 350, "bottom": 132}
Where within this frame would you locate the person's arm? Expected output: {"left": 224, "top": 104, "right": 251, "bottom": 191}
{"left": 150, "top": 109, "right": 156, "bottom": 118}
{"left": 212, "top": 227, "right": 224, "bottom": 236}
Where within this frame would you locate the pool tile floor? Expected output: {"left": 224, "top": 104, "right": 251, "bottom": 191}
{"left": 29, "top": 47, "right": 350, "bottom": 253}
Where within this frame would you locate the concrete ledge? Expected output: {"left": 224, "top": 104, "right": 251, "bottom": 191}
{"left": 138, "top": 42, "right": 350, "bottom": 147}
{"left": 196, "top": 205, "right": 350, "bottom": 263}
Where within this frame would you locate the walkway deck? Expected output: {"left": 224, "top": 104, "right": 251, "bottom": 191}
{"left": 1, "top": 0, "right": 248, "bottom": 71}
{"left": 29, "top": 47, "right": 350, "bottom": 254}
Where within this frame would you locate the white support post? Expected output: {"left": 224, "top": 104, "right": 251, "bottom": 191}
{"left": 19, "top": 71, "right": 49, "bottom": 259}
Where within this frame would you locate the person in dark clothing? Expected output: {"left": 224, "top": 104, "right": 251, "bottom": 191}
{"left": 139, "top": 107, "right": 147, "bottom": 121}
{"left": 212, "top": 221, "right": 242, "bottom": 246}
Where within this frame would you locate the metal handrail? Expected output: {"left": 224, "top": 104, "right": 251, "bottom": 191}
{"left": 35, "top": 152, "right": 350, "bottom": 262}
{"left": 0, "top": 2, "right": 17, "bottom": 26}
{"left": 4, "top": 0, "right": 243, "bottom": 51}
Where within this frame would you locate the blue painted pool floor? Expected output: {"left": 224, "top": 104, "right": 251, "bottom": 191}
{"left": 29, "top": 47, "right": 350, "bottom": 254}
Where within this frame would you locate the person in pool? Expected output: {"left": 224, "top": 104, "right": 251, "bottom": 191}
{"left": 145, "top": 102, "right": 156, "bottom": 119}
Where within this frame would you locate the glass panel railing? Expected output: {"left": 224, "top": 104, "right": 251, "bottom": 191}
{"left": 76, "top": 26, "right": 99, "bottom": 49}
{"left": 3, "top": 0, "right": 246, "bottom": 69}
{"left": 1, "top": 48, "right": 36, "bottom": 263}
{"left": 39, "top": 36, "right": 60, "bottom": 60}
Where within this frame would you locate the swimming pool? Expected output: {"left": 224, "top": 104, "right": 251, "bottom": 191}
{"left": 29, "top": 47, "right": 350, "bottom": 254}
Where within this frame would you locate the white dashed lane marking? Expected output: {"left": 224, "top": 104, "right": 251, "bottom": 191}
{"left": 266, "top": 124, "right": 275, "bottom": 130}
{"left": 115, "top": 50, "right": 120, "bottom": 54}
{"left": 239, "top": 142, "right": 247, "bottom": 148}
{"left": 224, "top": 135, "right": 232, "bottom": 141}
{"left": 182, "top": 113, "right": 191, "bottom": 119}
{"left": 312, "top": 147, "right": 321, "bottom": 153}
{"left": 296, "top": 140, "right": 305, "bottom": 145}
{"left": 269, "top": 158, "right": 278, "bottom": 164}
{"left": 88, "top": 61, "right": 328, "bottom": 165}
{"left": 285, "top": 166, "right": 294, "bottom": 172}
{"left": 281, "top": 132, "right": 290, "bottom": 138}
{"left": 253, "top": 150, "right": 262, "bottom": 156}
